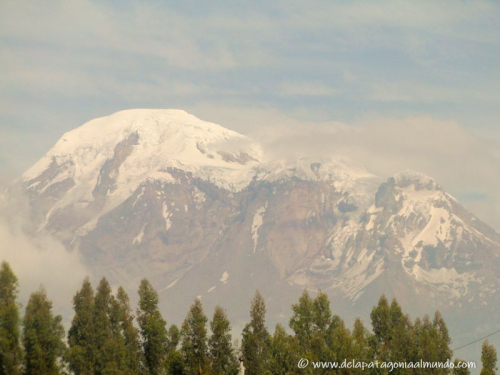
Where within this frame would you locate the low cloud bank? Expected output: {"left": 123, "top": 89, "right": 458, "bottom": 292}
{"left": 0, "top": 192, "right": 91, "bottom": 320}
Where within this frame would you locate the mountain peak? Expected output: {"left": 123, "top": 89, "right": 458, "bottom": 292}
{"left": 22, "top": 109, "right": 263, "bottom": 183}
{"left": 19, "top": 109, "right": 266, "bottom": 227}
{"left": 44, "top": 108, "right": 250, "bottom": 157}
{"left": 392, "top": 169, "right": 439, "bottom": 190}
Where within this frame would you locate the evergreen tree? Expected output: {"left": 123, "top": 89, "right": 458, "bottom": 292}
{"left": 453, "top": 359, "right": 471, "bottom": 375}
{"left": 137, "top": 278, "right": 168, "bottom": 375}
{"left": 180, "top": 299, "right": 209, "bottom": 375}
{"left": 407, "top": 312, "right": 451, "bottom": 374}
{"left": 265, "top": 324, "right": 298, "bottom": 375}
{"left": 0, "top": 261, "right": 22, "bottom": 375}
{"left": 432, "top": 311, "right": 452, "bottom": 364}
{"left": 68, "top": 277, "right": 95, "bottom": 375}
{"left": 94, "top": 277, "right": 125, "bottom": 375}
{"left": 22, "top": 287, "right": 66, "bottom": 375}
{"left": 165, "top": 325, "right": 183, "bottom": 374}
{"left": 311, "top": 291, "right": 336, "bottom": 366}
{"left": 312, "top": 291, "right": 333, "bottom": 334}
{"left": 167, "top": 325, "right": 180, "bottom": 353}
{"left": 432, "top": 311, "right": 453, "bottom": 362}
{"left": 327, "top": 318, "right": 354, "bottom": 375}
{"left": 414, "top": 315, "right": 440, "bottom": 374}
{"left": 351, "top": 318, "right": 374, "bottom": 370}
{"left": 208, "top": 305, "right": 237, "bottom": 375}
{"left": 289, "top": 290, "right": 340, "bottom": 370}
{"left": 289, "top": 290, "right": 314, "bottom": 351}
{"left": 370, "top": 295, "right": 391, "bottom": 345}
{"left": 370, "top": 295, "right": 414, "bottom": 366}
{"left": 241, "top": 291, "right": 270, "bottom": 375}
{"left": 480, "top": 340, "right": 497, "bottom": 375}
{"left": 165, "top": 350, "right": 186, "bottom": 375}
{"left": 115, "top": 287, "right": 140, "bottom": 375}
{"left": 389, "top": 300, "right": 414, "bottom": 363}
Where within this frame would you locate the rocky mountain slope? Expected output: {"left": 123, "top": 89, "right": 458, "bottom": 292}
{"left": 13, "top": 109, "right": 500, "bottom": 340}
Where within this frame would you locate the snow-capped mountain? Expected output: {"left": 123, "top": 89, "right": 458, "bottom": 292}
{"left": 22, "top": 110, "right": 261, "bottom": 237}
{"left": 13, "top": 109, "right": 500, "bottom": 339}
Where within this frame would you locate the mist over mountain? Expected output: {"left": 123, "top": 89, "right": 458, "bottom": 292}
{"left": 2, "top": 109, "right": 500, "bottom": 365}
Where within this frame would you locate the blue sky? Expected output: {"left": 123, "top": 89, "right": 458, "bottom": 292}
{"left": 1, "top": 0, "right": 499, "bottom": 228}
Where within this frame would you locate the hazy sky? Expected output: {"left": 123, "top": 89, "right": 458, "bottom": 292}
{"left": 1, "top": 0, "right": 499, "bottom": 229}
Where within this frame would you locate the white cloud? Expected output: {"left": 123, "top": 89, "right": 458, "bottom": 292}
{"left": 0, "top": 194, "right": 92, "bottom": 319}
{"left": 278, "top": 81, "right": 340, "bottom": 97}
{"left": 0, "top": 1, "right": 239, "bottom": 70}
{"left": 279, "top": 0, "right": 499, "bottom": 38}
{"left": 367, "top": 80, "right": 500, "bottom": 104}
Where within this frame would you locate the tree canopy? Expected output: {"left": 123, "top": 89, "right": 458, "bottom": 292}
{"left": 0, "top": 260, "right": 494, "bottom": 375}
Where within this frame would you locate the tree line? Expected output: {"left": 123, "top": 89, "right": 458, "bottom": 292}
{"left": 0, "top": 260, "right": 497, "bottom": 374}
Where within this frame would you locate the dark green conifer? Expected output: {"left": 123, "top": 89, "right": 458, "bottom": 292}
{"left": 371, "top": 295, "right": 414, "bottom": 364}
{"left": 68, "top": 277, "right": 95, "bottom": 375}
{"left": 94, "top": 277, "right": 125, "bottom": 375}
{"left": 0, "top": 261, "right": 22, "bottom": 375}
{"left": 208, "top": 305, "right": 237, "bottom": 375}
{"left": 115, "top": 287, "right": 140, "bottom": 375}
{"left": 311, "top": 291, "right": 336, "bottom": 365}
{"left": 167, "top": 325, "right": 180, "bottom": 353}
{"left": 453, "top": 359, "right": 471, "bottom": 375}
{"left": 137, "top": 278, "right": 168, "bottom": 375}
{"left": 370, "top": 294, "right": 391, "bottom": 344}
{"left": 312, "top": 291, "right": 332, "bottom": 334}
{"left": 265, "top": 324, "right": 298, "bottom": 375}
{"left": 165, "top": 350, "right": 186, "bottom": 375}
{"left": 433, "top": 311, "right": 452, "bottom": 359}
{"left": 351, "top": 318, "right": 374, "bottom": 368}
{"left": 289, "top": 290, "right": 314, "bottom": 351}
{"left": 22, "top": 287, "right": 66, "bottom": 375}
{"left": 428, "top": 311, "right": 452, "bottom": 371}
{"left": 328, "top": 318, "right": 354, "bottom": 374}
{"left": 241, "top": 291, "right": 270, "bottom": 375}
{"left": 414, "top": 316, "right": 437, "bottom": 373}
{"left": 180, "top": 299, "right": 209, "bottom": 375}
{"left": 480, "top": 340, "right": 497, "bottom": 375}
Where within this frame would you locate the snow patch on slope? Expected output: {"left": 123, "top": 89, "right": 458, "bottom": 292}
{"left": 133, "top": 187, "right": 145, "bottom": 207}
{"left": 219, "top": 271, "right": 229, "bottom": 284}
{"left": 252, "top": 202, "right": 267, "bottom": 253}
{"left": 411, "top": 265, "right": 480, "bottom": 298}
{"left": 133, "top": 224, "right": 146, "bottom": 245}
{"left": 411, "top": 206, "right": 450, "bottom": 247}
{"left": 162, "top": 202, "right": 172, "bottom": 231}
